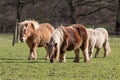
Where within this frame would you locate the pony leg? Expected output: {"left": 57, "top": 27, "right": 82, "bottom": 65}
{"left": 89, "top": 47, "right": 94, "bottom": 59}
{"left": 33, "top": 50, "right": 37, "bottom": 60}
{"left": 45, "top": 54, "right": 49, "bottom": 60}
{"left": 28, "top": 45, "right": 37, "bottom": 60}
{"left": 28, "top": 48, "right": 35, "bottom": 60}
{"left": 94, "top": 48, "right": 100, "bottom": 58}
{"left": 44, "top": 47, "right": 50, "bottom": 60}
{"left": 28, "top": 51, "right": 34, "bottom": 60}
{"left": 81, "top": 47, "right": 90, "bottom": 62}
{"left": 103, "top": 42, "right": 110, "bottom": 58}
{"left": 59, "top": 53, "right": 66, "bottom": 63}
{"left": 73, "top": 49, "right": 80, "bottom": 62}
{"left": 54, "top": 47, "right": 60, "bottom": 61}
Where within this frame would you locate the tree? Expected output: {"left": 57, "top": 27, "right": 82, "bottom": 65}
{"left": 66, "top": 0, "right": 76, "bottom": 24}
{"left": 13, "top": 0, "right": 35, "bottom": 45}
{"left": 115, "top": 0, "right": 120, "bottom": 34}
{"left": 65, "top": 0, "right": 116, "bottom": 24}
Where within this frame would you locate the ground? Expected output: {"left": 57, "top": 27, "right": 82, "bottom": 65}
{"left": 0, "top": 34, "right": 120, "bottom": 80}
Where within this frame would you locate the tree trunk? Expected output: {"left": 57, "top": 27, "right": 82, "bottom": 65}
{"left": 66, "top": 0, "right": 76, "bottom": 24}
{"left": 12, "top": 0, "right": 21, "bottom": 46}
{"left": 115, "top": 0, "right": 120, "bottom": 34}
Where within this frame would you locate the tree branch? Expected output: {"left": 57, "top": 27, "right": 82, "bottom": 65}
{"left": 50, "top": 0, "right": 63, "bottom": 15}
{"left": 76, "top": 7, "right": 105, "bottom": 17}
{"left": 75, "top": 0, "right": 102, "bottom": 7}
{"left": 0, "top": 0, "right": 36, "bottom": 6}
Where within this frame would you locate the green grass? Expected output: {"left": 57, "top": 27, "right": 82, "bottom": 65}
{"left": 0, "top": 33, "right": 120, "bottom": 80}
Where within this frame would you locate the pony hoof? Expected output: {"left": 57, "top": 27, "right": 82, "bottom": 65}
{"left": 50, "top": 59, "right": 54, "bottom": 63}
{"left": 103, "top": 56, "right": 106, "bottom": 58}
{"left": 73, "top": 59, "right": 79, "bottom": 62}
{"left": 45, "top": 57, "right": 49, "bottom": 60}
{"left": 59, "top": 60, "right": 66, "bottom": 63}
{"left": 84, "top": 60, "right": 90, "bottom": 63}
{"left": 28, "top": 57, "right": 36, "bottom": 60}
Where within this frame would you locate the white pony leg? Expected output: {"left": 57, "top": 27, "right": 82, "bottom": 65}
{"left": 89, "top": 47, "right": 94, "bottom": 58}
{"left": 82, "top": 47, "right": 90, "bottom": 62}
{"left": 95, "top": 48, "right": 100, "bottom": 58}
{"left": 89, "top": 40, "right": 95, "bottom": 59}
{"left": 103, "top": 42, "right": 110, "bottom": 58}
{"left": 55, "top": 47, "right": 60, "bottom": 61}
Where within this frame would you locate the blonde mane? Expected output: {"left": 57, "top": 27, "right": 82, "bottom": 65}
{"left": 19, "top": 20, "right": 40, "bottom": 30}
{"left": 51, "top": 26, "right": 64, "bottom": 45}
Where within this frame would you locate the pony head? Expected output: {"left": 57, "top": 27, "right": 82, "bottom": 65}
{"left": 46, "top": 38, "right": 58, "bottom": 63}
{"left": 18, "top": 20, "right": 39, "bottom": 42}
{"left": 46, "top": 26, "right": 65, "bottom": 62}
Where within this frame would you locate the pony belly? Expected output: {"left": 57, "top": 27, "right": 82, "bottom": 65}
{"left": 95, "top": 34, "right": 105, "bottom": 48}
{"left": 95, "top": 40, "right": 104, "bottom": 48}
{"left": 67, "top": 43, "right": 81, "bottom": 51}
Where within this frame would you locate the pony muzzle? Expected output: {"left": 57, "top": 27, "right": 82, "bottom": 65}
{"left": 20, "top": 37, "right": 26, "bottom": 42}
{"left": 50, "top": 55, "right": 54, "bottom": 63}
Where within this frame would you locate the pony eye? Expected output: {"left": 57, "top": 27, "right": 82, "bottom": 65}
{"left": 23, "top": 29, "right": 26, "bottom": 33}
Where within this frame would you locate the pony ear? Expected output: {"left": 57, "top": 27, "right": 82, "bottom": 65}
{"left": 29, "top": 23, "right": 34, "bottom": 29}
{"left": 55, "top": 43, "right": 57, "bottom": 47}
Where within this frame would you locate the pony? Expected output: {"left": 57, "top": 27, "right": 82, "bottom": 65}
{"left": 46, "top": 24, "right": 90, "bottom": 63}
{"left": 87, "top": 28, "right": 110, "bottom": 58}
{"left": 18, "top": 20, "right": 54, "bottom": 60}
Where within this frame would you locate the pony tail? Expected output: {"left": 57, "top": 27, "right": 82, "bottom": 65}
{"left": 107, "top": 42, "right": 111, "bottom": 54}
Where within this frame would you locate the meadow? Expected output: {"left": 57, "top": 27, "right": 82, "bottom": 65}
{"left": 0, "top": 33, "right": 120, "bottom": 80}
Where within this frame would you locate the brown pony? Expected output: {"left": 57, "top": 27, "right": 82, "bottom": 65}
{"left": 46, "top": 24, "right": 90, "bottom": 63}
{"left": 18, "top": 20, "right": 54, "bottom": 60}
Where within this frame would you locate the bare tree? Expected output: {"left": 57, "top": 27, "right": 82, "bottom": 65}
{"left": 13, "top": 0, "right": 35, "bottom": 45}
{"left": 65, "top": 0, "right": 116, "bottom": 24}
{"left": 66, "top": 0, "right": 76, "bottom": 24}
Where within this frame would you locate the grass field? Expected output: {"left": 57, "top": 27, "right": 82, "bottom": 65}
{"left": 0, "top": 33, "right": 120, "bottom": 80}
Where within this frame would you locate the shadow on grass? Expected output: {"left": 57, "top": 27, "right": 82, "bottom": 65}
{"left": 0, "top": 57, "right": 88, "bottom": 63}
{"left": 66, "top": 57, "right": 83, "bottom": 59}
{"left": 0, "top": 57, "right": 46, "bottom": 60}
{"left": 0, "top": 57, "right": 49, "bottom": 63}
{"left": 0, "top": 58, "right": 26, "bottom": 60}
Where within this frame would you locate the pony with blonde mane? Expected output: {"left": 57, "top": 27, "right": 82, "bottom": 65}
{"left": 18, "top": 20, "right": 54, "bottom": 60}
{"left": 46, "top": 24, "right": 90, "bottom": 63}
{"left": 87, "top": 28, "right": 110, "bottom": 58}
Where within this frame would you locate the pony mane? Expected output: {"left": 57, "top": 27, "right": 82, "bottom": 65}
{"left": 87, "top": 28, "right": 95, "bottom": 36}
{"left": 19, "top": 20, "right": 40, "bottom": 30}
{"left": 51, "top": 26, "right": 64, "bottom": 44}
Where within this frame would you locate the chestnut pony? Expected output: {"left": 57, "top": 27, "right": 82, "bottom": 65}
{"left": 87, "top": 28, "right": 110, "bottom": 58}
{"left": 18, "top": 20, "right": 54, "bottom": 60}
{"left": 46, "top": 24, "right": 90, "bottom": 63}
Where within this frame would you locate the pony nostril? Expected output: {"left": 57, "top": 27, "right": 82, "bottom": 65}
{"left": 20, "top": 38, "right": 23, "bottom": 42}
{"left": 20, "top": 38, "right": 25, "bottom": 42}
